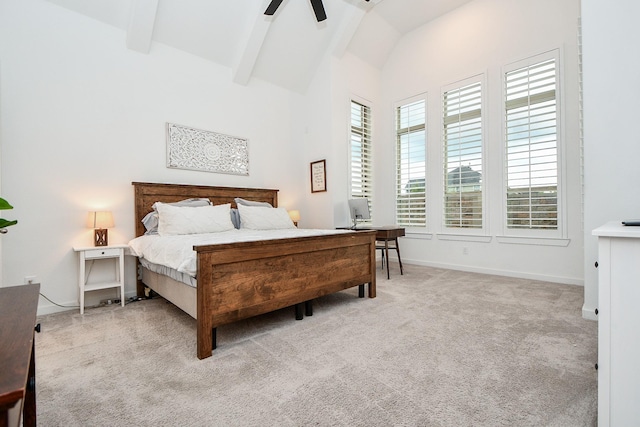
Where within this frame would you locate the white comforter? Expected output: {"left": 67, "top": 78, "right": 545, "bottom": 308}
{"left": 128, "top": 228, "right": 351, "bottom": 277}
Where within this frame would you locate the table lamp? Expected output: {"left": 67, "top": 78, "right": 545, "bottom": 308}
{"left": 87, "top": 211, "right": 114, "bottom": 246}
{"left": 288, "top": 210, "right": 300, "bottom": 227}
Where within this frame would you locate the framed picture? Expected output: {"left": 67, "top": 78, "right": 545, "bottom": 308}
{"left": 310, "top": 159, "right": 327, "bottom": 193}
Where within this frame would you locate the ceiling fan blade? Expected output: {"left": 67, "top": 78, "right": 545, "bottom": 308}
{"left": 310, "top": 0, "right": 327, "bottom": 22}
{"left": 264, "top": 0, "right": 285, "bottom": 16}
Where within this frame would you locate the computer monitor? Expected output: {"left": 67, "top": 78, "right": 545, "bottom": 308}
{"left": 348, "top": 198, "right": 370, "bottom": 229}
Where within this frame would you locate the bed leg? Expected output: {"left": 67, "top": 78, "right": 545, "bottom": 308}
{"left": 358, "top": 284, "right": 365, "bottom": 298}
{"left": 295, "top": 303, "right": 304, "bottom": 320}
{"left": 212, "top": 328, "right": 217, "bottom": 350}
{"left": 305, "top": 300, "right": 313, "bottom": 316}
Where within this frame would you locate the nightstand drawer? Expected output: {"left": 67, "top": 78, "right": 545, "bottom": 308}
{"left": 84, "top": 248, "right": 121, "bottom": 259}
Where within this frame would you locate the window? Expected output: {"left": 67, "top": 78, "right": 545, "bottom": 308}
{"left": 443, "top": 80, "right": 483, "bottom": 229}
{"left": 505, "top": 54, "right": 559, "bottom": 231}
{"left": 350, "top": 99, "right": 373, "bottom": 221}
{"left": 396, "top": 97, "right": 426, "bottom": 227}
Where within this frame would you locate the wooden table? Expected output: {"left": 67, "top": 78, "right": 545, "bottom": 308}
{"left": 369, "top": 226, "right": 405, "bottom": 279}
{"left": 342, "top": 226, "right": 405, "bottom": 279}
{"left": 0, "top": 284, "right": 40, "bottom": 427}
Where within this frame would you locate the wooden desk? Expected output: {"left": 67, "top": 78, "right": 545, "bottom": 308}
{"left": 369, "top": 227, "right": 405, "bottom": 279}
{"left": 0, "top": 284, "right": 40, "bottom": 427}
{"left": 344, "top": 226, "right": 405, "bottom": 279}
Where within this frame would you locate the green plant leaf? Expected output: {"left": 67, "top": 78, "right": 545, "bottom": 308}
{"left": 0, "top": 219, "right": 17, "bottom": 228}
{"left": 0, "top": 198, "right": 14, "bottom": 210}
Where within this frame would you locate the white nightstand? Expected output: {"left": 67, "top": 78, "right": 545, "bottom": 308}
{"left": 73, "top": 244, "right": 127, "bottom": 314}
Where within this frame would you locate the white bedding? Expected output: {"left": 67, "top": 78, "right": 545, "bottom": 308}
{"left": 128, "top": 228, "right": 352, "bottom": 278}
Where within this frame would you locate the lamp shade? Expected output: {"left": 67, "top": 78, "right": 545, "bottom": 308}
{"left": 288, "top": 210, "right": 300, "bottom": 222}
{"left": 87, "top": 211, "right": 114, "bottom": 229}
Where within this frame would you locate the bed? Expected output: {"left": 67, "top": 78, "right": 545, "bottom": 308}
{"left": 131, "top": 182, "right": 377, "bottom": 359}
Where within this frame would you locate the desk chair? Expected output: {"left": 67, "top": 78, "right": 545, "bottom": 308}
{"left": 376, "top": 235, "right": 404, "bottom": 279}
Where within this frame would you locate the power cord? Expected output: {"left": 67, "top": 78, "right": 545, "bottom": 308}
{"left": 39, "top": 293, "right": 142, "bottom": 309}
{"left": 39, "top": 292, "right": 80, "bottom": 309}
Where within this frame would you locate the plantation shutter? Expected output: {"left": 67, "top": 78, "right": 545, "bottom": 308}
{"left": 443, "top": 81, "right": 483, "bottom": 229}
{"left": 350, "top": 100, "right": 373, "bottom": 220}
{"left": 505, "top": 58, "right": 558, "bottom": 230}
{"left": 396, "top": 99, "right": 426, "bottom": 227}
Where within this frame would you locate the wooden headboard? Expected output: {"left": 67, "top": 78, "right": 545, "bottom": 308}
{"left": 132, "top": 182, "right": 279, "bottom": 238}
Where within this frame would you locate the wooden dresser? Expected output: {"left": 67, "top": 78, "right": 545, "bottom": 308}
{"left": 0, "top": 284, "right": 40, "bottom": 427}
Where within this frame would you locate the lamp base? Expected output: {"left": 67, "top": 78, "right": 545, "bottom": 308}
{"left": 94, "top": 229, "right": 108, "bottom": 246}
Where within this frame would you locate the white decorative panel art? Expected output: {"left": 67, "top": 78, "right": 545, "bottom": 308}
{"left": 166, "top": 123, "right": 249, "bottom": 175}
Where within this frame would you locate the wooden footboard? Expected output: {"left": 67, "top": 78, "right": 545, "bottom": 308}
{"left": 195, "top": 231, "right": 376, "bottom": 359}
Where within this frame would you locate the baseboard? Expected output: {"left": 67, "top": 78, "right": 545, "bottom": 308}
{"left": 37, "top": 290, "right": 138, "bottom": 316}
{"left": 37, "top": 300, "right": 78, "bottom": 316}
{"left": 402, "top": 258, "right": 584, "bottom": 286}
{"left": 582, "top": 305, "right": 598, "bottom": 321}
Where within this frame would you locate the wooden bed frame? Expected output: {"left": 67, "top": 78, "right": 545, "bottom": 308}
{"left": 132, "top": 182, "right": 377, "bottom": 359}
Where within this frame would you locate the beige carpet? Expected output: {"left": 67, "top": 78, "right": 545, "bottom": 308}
{"left": 35, "top": 265, "right": 597, "bottom": 426}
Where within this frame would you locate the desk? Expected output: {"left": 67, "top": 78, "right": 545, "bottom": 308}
{"left": 343, "top": 226, "right": 405, "bottom": 279}
{"left": 370, "top": 227, "right": 405, "bottom": 279}
{"left": 0, "top": 284, "right": 40, "bottom": 427}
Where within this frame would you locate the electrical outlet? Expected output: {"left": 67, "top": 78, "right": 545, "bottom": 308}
{"left": 24, "top": 275, "right": 37, "bottom": 284}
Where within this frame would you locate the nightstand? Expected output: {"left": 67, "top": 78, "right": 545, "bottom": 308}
{"left": 73, "top": 245, "right": 127, "bottom": 314}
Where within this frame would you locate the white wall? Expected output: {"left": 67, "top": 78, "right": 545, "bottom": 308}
{"left": 375, "top": 0, "right": 583, "bottom": 284}
{"left": 295, "top": 51, "right": 382, "bottom": 230}
{"left": 582, "top": 0, "right": 640, "bottom": 318}
{"left": 0, "top": 0, "right": 299, "bottom": 313}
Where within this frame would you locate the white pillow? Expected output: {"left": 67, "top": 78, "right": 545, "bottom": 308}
{"left": 156, "top": 203, "right": 235, "bottom": 236}
{"left": 237, "top": 204, "right": 295, "bottom": 230}
{"left": 142, "top": 198, "right": 211, "bottom": 234}
{"left": 234, "top": 197, "right": 273, "bottom": 208}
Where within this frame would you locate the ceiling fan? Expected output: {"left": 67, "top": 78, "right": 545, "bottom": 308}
{"left": 265, "top": 0, "right": 370, "bottom": 23}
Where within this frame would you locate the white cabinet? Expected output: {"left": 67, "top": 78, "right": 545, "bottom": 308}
{"left": 73, "top": 245, "right": 127, "bottom": 314}
{"left": 593, "top": 222, "right": 640, "bottom": 426}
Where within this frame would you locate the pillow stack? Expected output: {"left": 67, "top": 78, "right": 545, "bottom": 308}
{"left": 141, "top": 196, "right": 296, "bottom": 235}
{"left": 237, "top": 204, "right": 295, "bottom": 230}
{"left": 156, "top": 203, "right": 235, "bottom": 236}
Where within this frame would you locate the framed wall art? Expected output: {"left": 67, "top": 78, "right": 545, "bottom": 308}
{"left": 166, "top": 123, "right": 249, "bottom": 176}
{"left": 310, "top": 159, "right": 327, "bottom": 193}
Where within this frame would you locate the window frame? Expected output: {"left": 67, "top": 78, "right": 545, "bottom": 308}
{"left": 441, "top": 75, "right": 487, "bottom": 236}
{"left": 394, "top": 93, "right": 427, "bottom": 230}
{"left": 348, "top": 97, "right": 373, "bottom": 225}
{"left": 500, "top": 49, "right": 566, "bottom": 240}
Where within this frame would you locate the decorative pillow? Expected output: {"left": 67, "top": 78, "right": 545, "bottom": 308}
{"left": 142, "top": 198, "right": 211, "bottom": 234}
{"left": 230, "top": 208, "right": 241, "bottom": 229}
{"left": 234, "top": 197, "right": 273, "bottom": 208}
{"left": 156, "top": 203, "right": 235, "bottom": 236}
{"left": 237, "top": 204, "right": 295, "bottom": 230}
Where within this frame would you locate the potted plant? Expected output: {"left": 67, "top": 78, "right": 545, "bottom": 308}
{"left": 0, "top": 197, "right": 17, "bottom": 234}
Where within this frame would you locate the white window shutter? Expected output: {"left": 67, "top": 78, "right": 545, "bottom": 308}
{"left": 396, "top": 98, "right": 426, "bottom": 227}
{"left": 350, "top": 100, "right": 373, "bottom": 222}
{"left": 443, "top": 81, "right": 483, "bottom": 229}
{"left": 505, "top": 58, "right": 558, "bottom": 230}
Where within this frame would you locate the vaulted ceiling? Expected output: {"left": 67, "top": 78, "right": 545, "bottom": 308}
{"left": 44, "top": 0, "right": 474, "bottom": 93}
